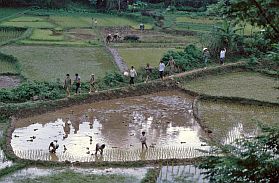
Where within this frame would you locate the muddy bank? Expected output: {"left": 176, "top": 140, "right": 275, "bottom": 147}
{"left": 0, "top": 80, "right": 178, "bottom": 119}
{"left": 0, "top": 166, "right": 148, "bottom": 183}
{"left": 107, "top": 47, "right": 128, "bottom": 72}
{"left": 0, "top": 75, "right": 21, "bottom": 88}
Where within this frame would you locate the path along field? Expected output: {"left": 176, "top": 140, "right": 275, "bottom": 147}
{"left": 183, "top": 72, "right": 279, "bottom": 103}
{"left": 0, "top": 46, "right": 116, "bottom": 81}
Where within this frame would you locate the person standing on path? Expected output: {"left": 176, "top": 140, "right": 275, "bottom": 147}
{"left": 129, "top": 66, "right": 137, "bottom": 85}
{"left": 159, "top": 60, "right": 165, "bottom": 80}
{"left": 89, "top": 74, "right": 96, "bottom": 94}
{"left": 145, "top": 63, "right": 152, "bottom": 83}
{"left": 203, "top": 48, "right": 210, "bottom": 68}
{"left": 75, "top": 73, "right": 81, "bottom": 95}
{"left": 140, "top": 131, "right": 148, "bottom": 150}
{"left": 166, "top": 56, "right": 176, "bottom": 75}
{"left": 64, "top": 74, "right": 71, "bottom": 97}
{"left": 220, "top": 48, "right": 226, "bottom": 65}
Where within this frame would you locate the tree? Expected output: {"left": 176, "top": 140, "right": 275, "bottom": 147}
{"left": 199, "top": 124, "right": 279, "bottom": 183}
{"left": 227, "top": 0, "right": 279, "bottom": 41}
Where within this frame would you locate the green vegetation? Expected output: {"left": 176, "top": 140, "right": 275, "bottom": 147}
{"left": 199, "top": 125, "right": 279, "bottom": 183}
{"left": 118, "top": 48, "right": 177, "bottom": 68}
{"left": 198, "top": 100, "right": 279, "bottom": 144}
{"left": 0, "top": 81, "right": 65, "bottom": 103}
{"left": 16, "top": 170, "right": 138, "bottom": 183}
{"left": 0, "top": 52, "right": 19, "bottom": 74}
{"left": 0, "top": 46, "right": 116, "bottom": 81}
{"left": 1, "top": 16, "right": 55, "bottom": 28}
{"left": 183, "top": 72, "right": 279, "bottom": 103}
{"left": 0, "top": 27, "right": 25, "bottom": 44}
{"left": 0, "top": 8, "right": 26, "bottom": 20}
{"left": 29, "top": 29, "right": 64, "bottom": 41}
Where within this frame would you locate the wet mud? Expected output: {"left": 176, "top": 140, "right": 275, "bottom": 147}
{"left": 11, "top": 91, "right": 210, "bottom": 162}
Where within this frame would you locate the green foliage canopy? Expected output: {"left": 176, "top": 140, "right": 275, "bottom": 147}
{"left": 199, "top": 125, "right": 279, "bottom": 183}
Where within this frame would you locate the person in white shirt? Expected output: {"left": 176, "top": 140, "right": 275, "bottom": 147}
{"left": 159, "top": 60, "right": 165, "bottom": 80}
{"left": 220, "top": 48, "right": 226, "bottom": 65}
{"left": 140, "top": 131, "right": 148, "bottom": 149}
{"left": 129, "top": 66, "right": 137, "bottom": 85}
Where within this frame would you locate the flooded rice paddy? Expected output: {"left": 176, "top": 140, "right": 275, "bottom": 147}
{"left": 11, "top": 91, "right": 210, "bottom": 162}
{"left": 198, "top": 100, "right": 279, "bottom": 144}
{"left": 157, "top": 165, "right": 208, "bottom": 183}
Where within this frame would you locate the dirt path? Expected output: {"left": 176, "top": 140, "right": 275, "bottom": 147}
{"left": 171, "top": 61, "right": 246, "bottom": 78}
{"left": 107, "top": 47, "right": 128, "bottom": 73}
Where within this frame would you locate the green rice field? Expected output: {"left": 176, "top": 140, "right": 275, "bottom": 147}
{"left": 0, "top": 57, "right": 18, "bottom": 74}
{"left": 0, "top": 16, "right": 55, "bottom": 28}
{"left": 0, "top": 46, "right": 116, "bottom": 81}
{"left": 183, "top": 72, "right": 279, "bottom": 103}
{"left": 198, "top": 100, "right": 279, "bottom": 144}
{"left": 0, "top": 8, "right": 26, "bottom": 20}
{"left": 118, "top": 48, "right": 179, "bottom": 68}
{"left": 0, "top": 28, "right": 25, "bottom": 43}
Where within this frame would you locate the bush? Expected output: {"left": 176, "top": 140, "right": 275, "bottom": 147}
{"left": 123, "top": 35, "right": 140, "bottom": 41}
{"left": 0, "top": 81, "right": 64, "bottom": 103}
{"left": 161, "top": 44, "right": 203, "bottom": 71}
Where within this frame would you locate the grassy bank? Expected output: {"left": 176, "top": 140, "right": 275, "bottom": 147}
{"left": 183, "top": 72, "right": 279, "bottom": 103}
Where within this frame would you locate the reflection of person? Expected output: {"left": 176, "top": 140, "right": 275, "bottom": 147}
{"left": 159, "top": 60, "right": 165, "bottom": 80}
{"left": 64, "top": 74, "right": 71, "bottom": 97}
{"left": 145, "top": 63, "right": 152, "bottom": 83}
{"left": 49, "top": 140, "right": 59, "bottom": 153}
{"left": 89, "top": 74, "right": 96, "bottom": 94}
{"left": 220, "top": 48, "right": 226, "bottom": 65}
{"left": 95, "top": 143, "right": 106, "bottom": 155}
{"left": 140, "top": 131, "right": 148, "bottom": 149}
{"left": 94, "top": 154, "right": 104, "bottom": 162}
{"left": 140, "top": 149, "right": 147, "bottom": 160}
{"left": 166, "top": 56, "right": 176, "bottom": 75}
{"left": 129, "top": 66, "right": 137, "bottom": 85}
{"left": 75, "top": 73, "right": 81, "bottom": 95}
{"left": 49, "top": 151, "right": 59, "bottom": 161}
{"left": 63, "top": 120, "right": 70, "bottom": 139}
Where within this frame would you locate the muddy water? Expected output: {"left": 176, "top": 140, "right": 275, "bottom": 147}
{"left": 0, "top": 125, "right": 13, "bottom": 169}
{"left": 0, "top": 76, "right": 21, "bottom": 88}
{"left": 0, "top": 166, "right": 148, "bottom": 183}
{"left": 198, "top": 100, "right": 279, "bottom": 144}
{"left": 11, "top": 91, "right": 210, "bottom": 162}
{"left": 157, "top": 165, "right": 208, "bottom": 183}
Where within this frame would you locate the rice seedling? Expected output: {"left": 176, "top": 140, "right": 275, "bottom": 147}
{"left": 0, "top": 28, "right": 24, "bottom": 43}
{"left": 13, "top": 146, "right": 212, "bottom": 162}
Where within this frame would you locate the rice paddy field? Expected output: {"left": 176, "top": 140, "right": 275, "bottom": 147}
{"left": 0, "top": 8, "right": 26, "bottom": 20}
{"left": 183, "top": 72, "right": 279, "bottom": 103}
{"left": 197, "top": 100, "right": 279, "bottom": 144}
{"left": 0, "top": 27, "right": 25, "bottom": 44}
{"left": 0, "top": 16, "right": 55, "bottom": 28}
{"left": 0, "top": 57, "right": 18, "bottom": 74}
{"left": 0, "top": 46, "right": 116, "bottom": 81}
{"left": 118, "top": 48, "right": 179, "bottom": 68}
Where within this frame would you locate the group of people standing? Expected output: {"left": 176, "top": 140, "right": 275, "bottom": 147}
{"left": 128, "top": 56, "right": 176, "bottom": 85}
{"left": 64, "top": 73, "right": 96, "bottom": 97}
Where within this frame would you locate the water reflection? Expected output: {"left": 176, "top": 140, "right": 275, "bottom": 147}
{"left": 11, "top": 91, "right": 209, "bottom": 161}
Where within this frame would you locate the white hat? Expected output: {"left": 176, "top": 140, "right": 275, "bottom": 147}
{"left": 203, "top": 48, "right": 208, "bottom": 51}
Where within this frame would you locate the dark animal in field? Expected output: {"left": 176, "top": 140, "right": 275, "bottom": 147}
{"left": 112, "top": 33, "right": 121, "bottom": 42}
{"left": 106, "top": 34, "right": 112, "bottom": 44}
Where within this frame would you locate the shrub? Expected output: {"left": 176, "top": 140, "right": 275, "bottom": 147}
{"left": 0, "top": 81, "right": 64, "bottom": 103}
{"left": 161, "top": 44, "right": 203, "bottom": 71}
